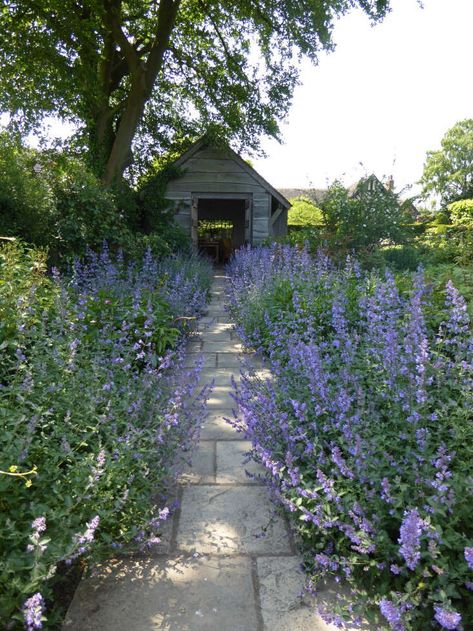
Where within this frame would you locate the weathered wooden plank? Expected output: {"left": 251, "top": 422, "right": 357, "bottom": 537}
{"left": 165, "top": 191, "right": 191, "bottom": 201}
{"left": 193, "top": 147, "right": 233, "bottom": 160}
{"left": 174, "top": 214, "right": 191, "bottom": 231}
{"left": 253, "top": 193, "right": 270, "bottom": 221}
{"left": 166, "top": 181, "right": 265, "bottom": 193}
{"left": 270, "top": 206, "right": 284, "bottom": 226}
{"left": 184, "top": 158, "right": 245, "bottom": 174}
{"left": 168, "top": 171, "right": 265, "bottom": 187}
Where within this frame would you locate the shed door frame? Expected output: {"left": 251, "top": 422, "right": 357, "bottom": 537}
{"left": 191, "top": 192, "right": 253, "bottom": 245}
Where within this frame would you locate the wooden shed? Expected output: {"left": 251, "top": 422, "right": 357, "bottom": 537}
{"left": 165, "top": 138, "right": 290, "bottom": 262}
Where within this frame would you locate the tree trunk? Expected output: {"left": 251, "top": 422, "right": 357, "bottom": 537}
{"left": 102, "top": 0, "right": 181, "bottom": 186}
{"left": 102, "top": 74, "right": 147, "bottom": 185}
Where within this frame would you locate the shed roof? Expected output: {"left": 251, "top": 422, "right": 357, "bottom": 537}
{"left": 172, "top": 137, "right": 291, "bottom": 209}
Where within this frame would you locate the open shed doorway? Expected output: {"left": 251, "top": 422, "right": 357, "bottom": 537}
{"left": 196, "top": 197, "right": 247, "bottom": 264}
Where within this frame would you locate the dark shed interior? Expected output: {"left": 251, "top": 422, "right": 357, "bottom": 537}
{"left": 197, "top": 198, "right": 246, "bottom": 263}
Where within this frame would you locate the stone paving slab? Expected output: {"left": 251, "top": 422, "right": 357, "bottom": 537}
{"left": 216, "top": 440, "right": 264, "bottom": 484}
{"left": 257, "top": 557, "right": 339, "bottom": 631}
{"left": 196, "top": 330, "right": 233, "bottom": 341}
{"left": 187, "top": 340, "right": 203, "bottom": 352}
{"left": 183, "top": 353, "right": 217, "bottom": 368}
{"left": 200, "top": 409, "right": 243, "bottom": 441}
{"left": 205, "top": 386, "right": 236, "bottom": 409}
{"left": 176, "top": 485, "right": 292, "bottom": 555}
{"left": 179, "top": 441, "right": 215, "bottom": 485}
{"left": 64, "top": 556, "right": 258, "bottom": 631}
{"left": 198, "top": 368, "right": 239, "bottom": 387}
{"left": 198, "top": 321, "right": 233, "bottom": 333}
{"left": 216, "top": 353, "right": 244, "bottom": 368}
{"left": 205, "top": 307, "right": 227, "bottom": 316}
{"left": 203, "top": 340, "right": 243, "bottom": 353}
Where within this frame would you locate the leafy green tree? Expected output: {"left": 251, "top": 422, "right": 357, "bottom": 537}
{"left": 288, "top": 196, "right": 323, "bottom": 228}
{"left": 0, "top": 1, "right": 391, "bottom": 185}
{"left": 448, "top": 199, "right": 473, "bottom": 226}
{"left": 421, "top": 119, "right": 473, "bottom": 206}
{"left": 319, "top": 180, "right": 410, "bottom": 250}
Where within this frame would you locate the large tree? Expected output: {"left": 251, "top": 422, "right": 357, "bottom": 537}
{"left": 421, "top": 119, "right": 473, "bottom": 207}
{"left": 0, "top": 1, "right": 391, "bottom": 185}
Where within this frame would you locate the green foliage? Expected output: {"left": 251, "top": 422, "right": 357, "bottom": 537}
{"left": 448, "top": 199, "right": 473, "bottom": 226}
{"left": 377, "top": 245, "right": 423, "bottom": 271}
{"left": 227, "top": 246, "right": 473, "bottom": 629}
{"left": 421, "top": 119, "right": 473, "bottom": 206}
{"left": 0, "top": 240, "right": 57, "bottom": 381}
{"left": 288, "top": 196, "right": 323, "bottom": 228}
{"left": 0, "top": 132, "right": 55, "bottom": 246}
{"left": 0, "top": 132, "right": 190, "bottom": 262}
{"left": 320, "top": 180, "right": 411, "bottom": 250}
{"left": 44, "top": 154, "right": 128, "bottom": 261}
{"left": 0, "top": 0, "right": 391, "bottom": 180}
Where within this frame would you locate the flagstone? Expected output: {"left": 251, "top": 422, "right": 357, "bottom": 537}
{"left": 176, "top": 485, "right": 291, "bottom": 555}
{"left": 216, "top": 441, "right": 265, "bottom": 484}
{"left": 64, "top": 556, "right": 258, "bottom": 631}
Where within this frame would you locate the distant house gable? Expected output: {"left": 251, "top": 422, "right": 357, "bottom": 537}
{"left": 279, "top": 175, "right": 397, "bottom": 205}
{"left": 278, "top": 188, "right": 326, "bottom": 206}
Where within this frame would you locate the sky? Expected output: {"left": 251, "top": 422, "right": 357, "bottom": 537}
{"left": 251, "top": 0, "right": 473, "bottom": 195}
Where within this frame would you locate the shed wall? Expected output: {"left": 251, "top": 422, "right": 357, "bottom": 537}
{"left": 166, "top": 146, "right": 271, "bottom": 244}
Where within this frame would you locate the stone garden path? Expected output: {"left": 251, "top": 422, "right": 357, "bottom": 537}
{"left": 64, "top": 272, "right": 338, "bottom": 631}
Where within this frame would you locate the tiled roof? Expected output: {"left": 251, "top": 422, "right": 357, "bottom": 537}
{"left": 277, "top": 188, "right": 327, "bottom": 205}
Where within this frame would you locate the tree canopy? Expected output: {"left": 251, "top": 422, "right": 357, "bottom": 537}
{"left": 421, "top": 119, "right": 473, "bottom": 207}
{"left": 0, "top": 0, "right": 391, "bottom": 184}
{"left": 288, "top": 196, "right": 323, "bottom": 228}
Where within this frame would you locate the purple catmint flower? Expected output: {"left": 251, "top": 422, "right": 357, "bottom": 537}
{"left": 433, "top": 605, "right": 462, "bottom": 630}
{"left": 23, "top": 592, "right": 45, "bottom": 630}
{"left": 158, "top": 507, "right": 170, "bottom": 521}
{"left": 381, "top": 477, "right": 394, "bottom": 504}
{"left": 76, "top": 515, "right": 100, "bottom": 546}
{"left": 464, "top": 547, "right": 473, "bottom": 570}
{"left": 398, "top": 509, "right": 424, "bottom": 570}
{"left": 379, "top": 598, "right": 404, "bottom": 630}
{"left": 31, "top": 517, "right": 46, "bottom": 533}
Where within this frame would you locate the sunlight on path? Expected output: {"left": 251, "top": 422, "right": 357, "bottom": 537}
{"left": 63, "top": 272, "right": 343, "bottom": 631}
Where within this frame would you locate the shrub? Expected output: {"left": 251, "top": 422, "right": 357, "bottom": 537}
{"left": 43, "top": 154, "right": 129, "bottom": 261}
{"left": 0, "top": 131, "right": 190, "bottom": 264}
{"left": 319, "top": 181, "right": 411, "bottom": 252}
{"left": 288, "top": 196, "right": 324, "bottom": 229}
{"left": 0, "top": 245, "right": 212, "bottom": 628}
{"left": 0, "top": 132, "right": 56, "bottom": 246}
{"left": 227, "top": 244, "right": 473, "bottom": 630}
{"left": 448, "top": 199, "right": 473, "bottom": 226}
{"left": 380, "top": 245, "right": 422, "bottom": 271}
{"left": 0, "top": 239, "right": 57, "bottom": 381}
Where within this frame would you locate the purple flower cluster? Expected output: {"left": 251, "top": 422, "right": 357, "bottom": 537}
{"left": 226, "top": 244, "right": 473, "bottom": 629}
{"left": 22, "top": 592, "right": 45, "bottom": 630}
{"left": 465, "top": 547, "right": 473, "bottom": 570}
{"left": 380, "top": 598, "right": 404, "bottom": 631}
{"left": 433, "top": 605, "right": 462, "bottom": 630}
{"left": 398, "top": 509, "right": 424, "bottom": 570}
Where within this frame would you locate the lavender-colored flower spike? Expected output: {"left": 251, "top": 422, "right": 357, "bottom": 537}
{"left": 379, "top": 598, "right": 404, "bottom": 631}
{"left": 23, "top": 592, "right": 45, "bottom": 630}
{"left": 31, "top": 517, "right": 46, "bottom": 533}
{"left": 398, "top": 509, "right": 424, "bottom": 570}
{"left": 433, "top": 605, "right": 462, "bottom": 630}
{"left": 464, "top": 546, "right": 473, "bottom": 570}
